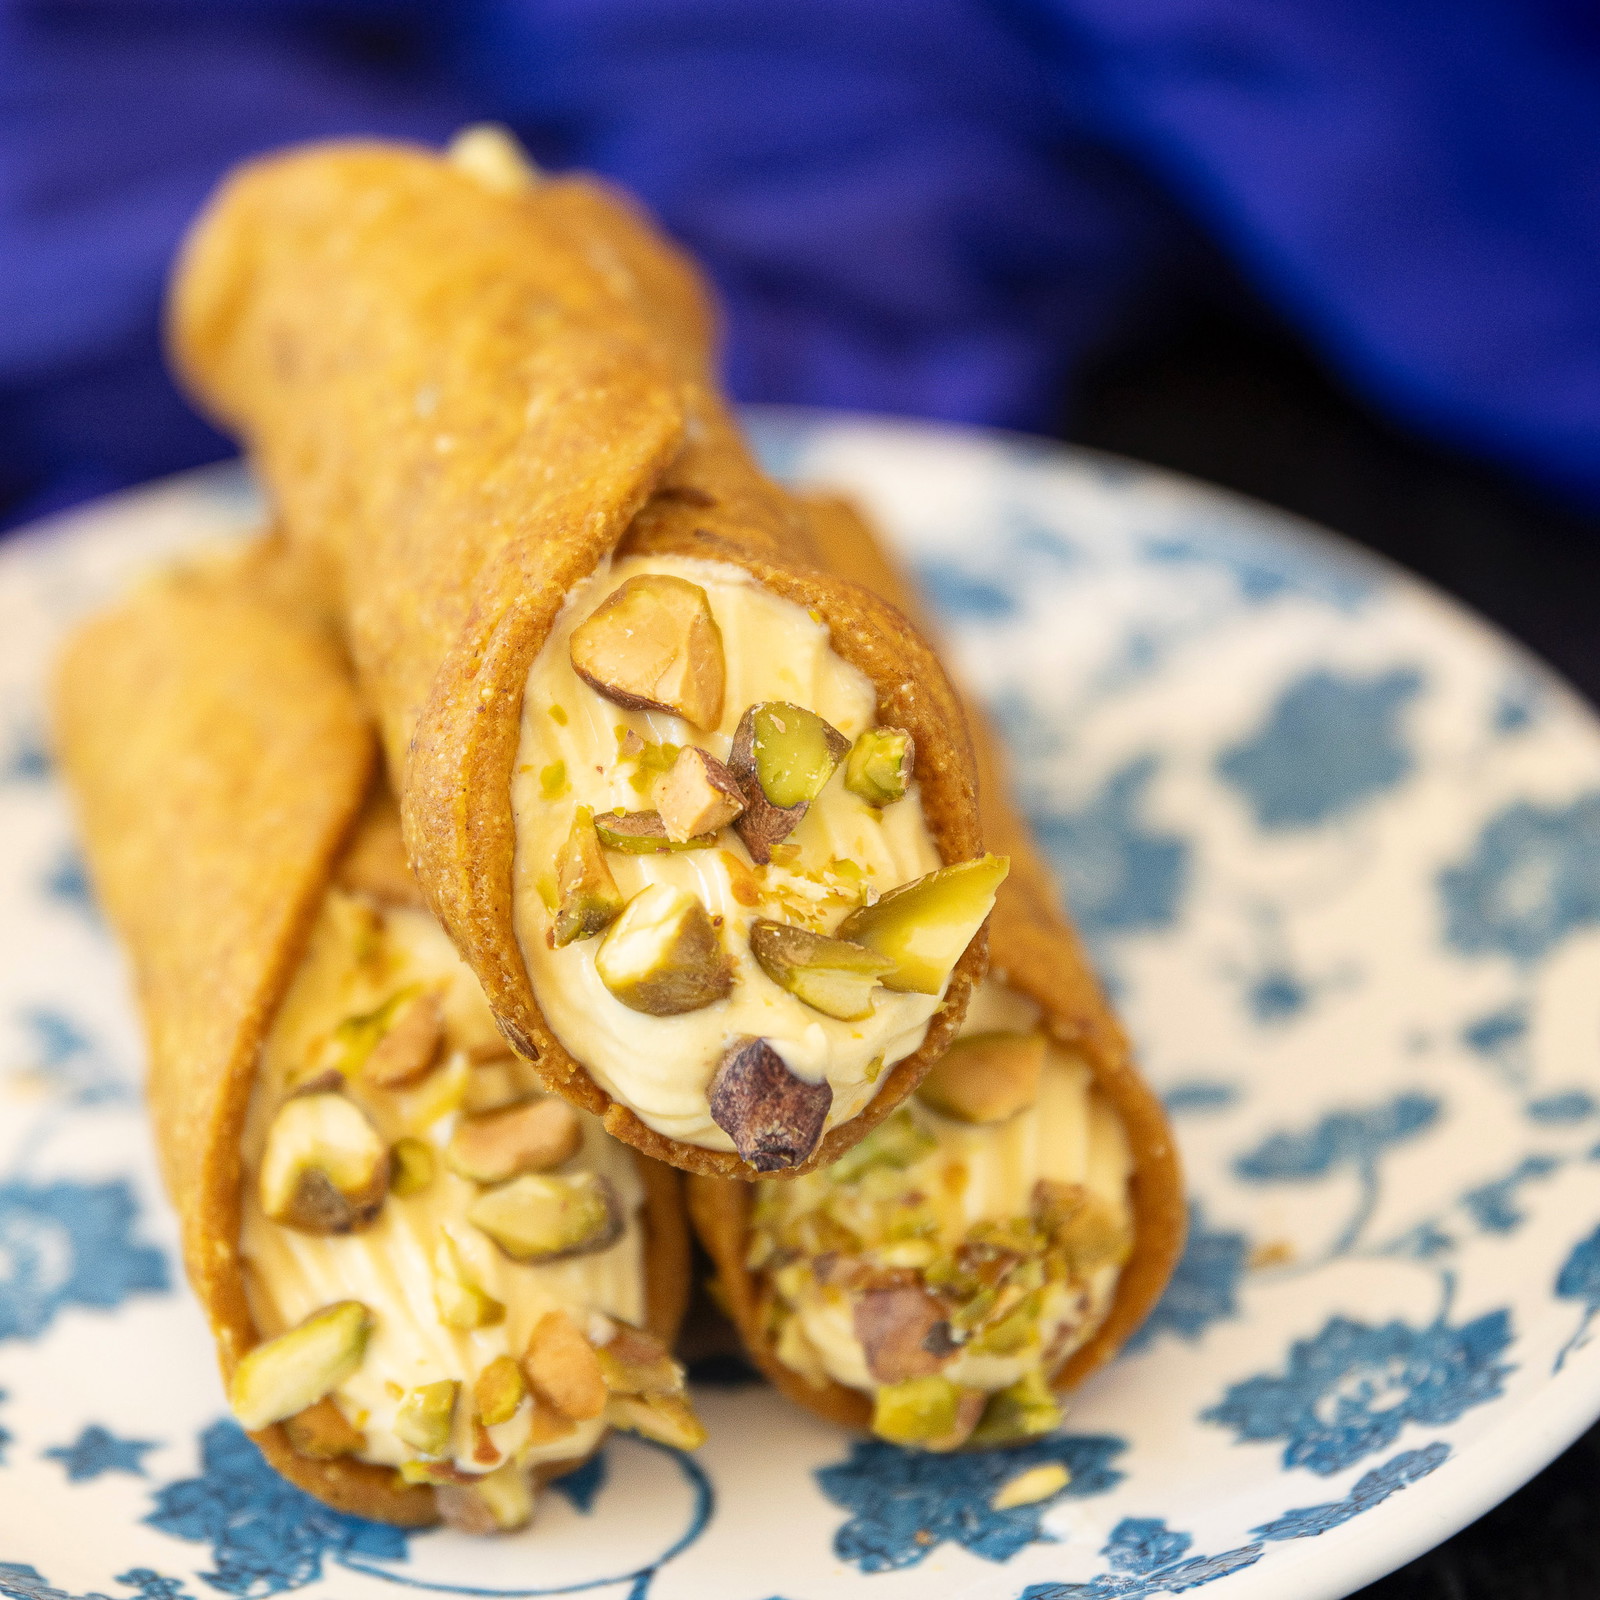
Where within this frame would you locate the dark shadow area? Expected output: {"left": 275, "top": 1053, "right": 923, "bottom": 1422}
{"left": 1067, "top": 303, "right": 1600, "bottom": 1597}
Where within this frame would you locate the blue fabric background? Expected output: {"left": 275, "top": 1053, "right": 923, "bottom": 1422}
{"left": 2, "top": 0, "right": 1598, "bottom": 528}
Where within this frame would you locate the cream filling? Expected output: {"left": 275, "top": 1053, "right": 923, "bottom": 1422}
{"left": 776, "top": 979, "right": 1133, "bottom": 1397}
{"left": 511, "top": 554, "right": 945, "bottom": 1150}
{"left": 240, "top": 890, "right": 646, "bottom": 1475}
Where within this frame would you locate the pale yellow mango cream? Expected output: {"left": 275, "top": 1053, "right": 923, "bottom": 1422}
{"left": 756, "top": 978, "right": 1134, "bottom": 1407}
{"left": 240, "top": 889, "right": 646, "bottom": 1475}
{"left": 511, "top": 554, "right": 946, "bottom": 1150}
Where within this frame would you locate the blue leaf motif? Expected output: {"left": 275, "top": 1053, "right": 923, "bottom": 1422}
{"left": 816, "top": 1434, "right": 1124, "bottom": 1573}
{"left": 1126, "top": 1204, "right": 1248, "bottom": 1350}
{"left": 15, "top": 1008, "right": 128, "bottom": 1106}
{"left": 1217, "top": 668, "right": 1424, "bottom": 830}
{"left": 1440, "top": 793, "right": 1600, "bottom": 964}
{"left": 44, "top": 1424, "right": 158, "bottom": 1481}
{"left": 1033, "top": 755, "right": 1189, "bottom": 947}
{"left": 1526, "top": 1091, "right": 1597, "bottom": 1125}
{"left": 0, "top": 1179, "right": 168, "bottom": 1341}
{"left": 1020, "top": 1516, "right": 1264, "bottom": 1599}
{"left": 1203, "top": 1310, "right": 1514, "bottom": 1475}
{"left": 1461, "top": 1155, "right": 1560, "bottom": 1234}
{"left": 1163, "top": 1082, "right": 1238, "bottom": 1116}
{"left": 1235, "top": 1094, "right": 1441, "bottom": 1182}
{"left": 916, "top": 560, "right": 1016, "bottom": 620}
{"left": 146, "top": 1421, "right": 410, "bottom": 1597}
{"left": 1554, "top": 1224, "right": 1600, "bottom": 1370}
{"left": 1253, "top": 1442, "right": 1451, "bottom": 1540}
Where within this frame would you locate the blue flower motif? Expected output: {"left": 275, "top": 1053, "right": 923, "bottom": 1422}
{"left": 1126, "top": 1204, "right": 1249, "bottom": 1351}
{"left": 1233, "top": 1093, "right": 1441, "bottom": 1256}
{"left": 916, "top": 560, "right": 1017, "bottom": 619}
{"left": 1439, "top": 793, "right": 1600, "bottom": 965}
{"left": 1033, "top": 755, "right": 1189, "bottom": 950}
{"left": 1554, "top": 1224, "right": 1600, "bottom": 1371}
{"left": 0, "top": 1568, "right": 195, "bottom": 1600}
{"left": 1203, "top": 1310, "right": 1514, "bottom": 1475}
{"left": 14, "top": 1008, "right": 128, "bottom": 1106}
{"left": 0, "top": 1179, "right": 168, "bottom": 1342}
{"left": 816, "top": 1434, "right": 1124, "bottom": 1573}
{"left": 1, "top": 725, "right": 49, "bottom": 782}
{"left": 1140, "top": 518, "right": 1375, "bottom": 610}
{"left": 1163, "top": 1081, "right": 1238, "bottom": 1116}
{"left": 42, "top": 847, "right": 97, "bottom": 920}
{"left": 1020, "top": 1517, "right": 1263, "bottom": 1599}
{"left": 1217, "top": 667, "right": 1424, "bottom": 830}
{"left": 146, "top": 1421, "right": 409, "bottom": 1597}
{"left": 1461, "top": 1155, "right": 1560, "bottom": 1234}
{"left": 1526, "top": 1090, "right": 1597, "bottom": 1125}
{"left": 45, "top": 1424, "right": 158, "bottom": 1481}
{"left": 1253, "top": 1441, "right": 1451, "bottom": 1540}
{"left": 1459, "top": 1002, "right": 1528, "bottom": 1088}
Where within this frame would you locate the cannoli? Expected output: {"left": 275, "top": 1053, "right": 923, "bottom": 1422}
{"left": 53, "top": 549, "right": 699, "bottom": 1530}
{"left": 687, "top": 494, "right": 1184, "bottom": 1448}
{"left": 167, "top": 132, "right": 1000, "bottom": 1180}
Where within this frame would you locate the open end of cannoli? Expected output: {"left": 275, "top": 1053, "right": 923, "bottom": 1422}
{"left": 237, "top": 812, "right": 703, "bottom": 1532}
{"left": 737, "top": 977, "right": 1134, "bottom": 1452}
{"left": 510, "top": 553, "right": 1005, "bottom": 1169}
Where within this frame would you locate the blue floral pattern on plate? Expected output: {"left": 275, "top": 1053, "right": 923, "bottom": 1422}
{"left": 5, "top": 411, "right": 1600, "bottom": 1600}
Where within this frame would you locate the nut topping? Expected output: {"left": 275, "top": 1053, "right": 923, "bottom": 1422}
{"left": 727, "top": 703, "right": 849, "bottom": 864}
{"left": 395, "top": 1379, "right": 459, "bottom": 1458}
{"left": 604, "top": 1391, "right": 707, "bottom": 1451}
{"left": 553, "top": 807, "right": 624, "bottom": 946}
{"left": 473, "top": 1355, "right": 527, "bottom": 1427}
{"left": 363, "top": 991, "right": 444, "bottom": 1089}
{"left": 389, "top": 1136, "right": 437, "bottom": 1198}
{"left": 434, "top": 1459, "right": 535, "bottom": 1534}
{"left": 228, "top": 1300, "right": 372, "bottom": 1432}
{"left": 595, "top": 884, "right": 734, "bottom": 1015}
{"left": 853, "top": 1284, "right": 951, "bottom": 1383}
{"left": 592, "top": 808, "right": 718, "bottom": 853}
{"left": 258, "top": 1092, "right": 389, "bottom": 1234}
{"left": 915, "top": 1030, "right": 1046, "bottom": 1124}
{"left": 433, "top": 1234, "right": 506, "bottom": 1329}
{"left": 708, "top": 1036, "right": 832, "bottom": 1171}
{"left": 284, "top": 1396, "right": 366, "bottom": 1460}
{"left": 749, "top": 919, "right": 894, "bottom": 1021}
{"left": 467, "top": 1171, "right": 623, "bottom": 1263}
{"left": 836, "top": 853, "right": 1009, "bottom": 994}
{"left": 871, "top": 1374, "right": 982, "bottom": 1450}
{"left": 446, "top": 1096, "right": 583, "bottom": 1184}
{"left": 655, "top": 746, "right": 745, "bottom": 842}
{"left": 595, "top": 1324, "right": 683, "bottom": 1397}
{"left": 569, "top": 573, "right": 725, "bottom": 728}
{"left": 844, "top": 726, "right": 915, "bottom": 806}
{"left": 522, "top": 1308, "right": 607, "bottom": 1420}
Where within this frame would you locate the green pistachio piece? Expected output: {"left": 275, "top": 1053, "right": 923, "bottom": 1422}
{"left": 734, "top": 701, "right": 850, "bottom": 809}
{"left": 844, "top": 726, "right": 915, "bottom": 806}
{"left": 433, "top": 1235, "right": 506, "bottom": 1329}
{"left": 603, "top": 1392, "right": 708, "bottom": 1451}
{"left": 473, "top": 1355, "right": 527, "bottom": 1427}
{"left": 258, "top": 1092, "right": 389, "bottom": 1234}
{"left": 553, "top": 807, "right": 625, "bottom": 945}
{"left": 467, "top": 1171, "right": 623, "bottom": 1262}
{"left": 593, "top": 809, "right": 718, "bottom": 853}
{"left": 871, "top": 1375, "right": 965, "bottom": 1448}
{"left": 389, "top": 1136, "right": 437, "bottom": 1198}
{"left": 395, "top": 1379, "right": 459, "bottom": 1457}
{"left": 968, "top": 1369, "right": 1063, "bottom": 1447}
{"left": 229, "top": 1301, "right": 372, "bottom": 1432}
{"left": 595, "top": 883, "right": 734, "bottom": 1014}
{"left": 826, "top": 1108, "right": 937, "bottom": 1184}
{"left": 835, "top": 853, "right": 1009, "bottom": 994}
{"left": 916, "top": 1030, "right": 1046, "bottom": 1123}
{"left": 749, "top": 919, "right": 894, "bottom": 1020}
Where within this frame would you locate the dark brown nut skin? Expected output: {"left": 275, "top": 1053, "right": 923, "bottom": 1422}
{"left": 707, "top": 1036, "right": 832, "bottom": 1171}
{"left": 853, "top": 1284, "right": 952, "bottom": 1383}
{"left": 278, "top": 1160, "right": 391, "bottom": 1234}
{"left": 726, "top": 709, "right": 805, "bottom": 865}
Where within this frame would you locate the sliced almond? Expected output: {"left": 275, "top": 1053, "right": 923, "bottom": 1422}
{"left": 229, "top": 1300, "right": 372, "bottom": 1431}
{"left": 655, "top": 746, "right": 745, "bottom": 843}
{"left": 395, "top": 1379, "right": 459, "bottom": 1457}
{"left": 707, "top": 1036, "right": 832, "bottom": 1171}
{"left": 915, "top": 1030, "right": 1046, "bottom": 1123}
{"left": 472, "top": 1354, "right": 527, "bottom": 1428}
{"left": 283, "top": 1395, "right": 366, "bottom": 1460}
{"left": 258, "top": 1093, "right": 389, "bottom": 1234}
{"left": 468, "top": 1171, "right": 623, "bottom": 1263}
{"left": 569, "top": 573, "right": 724, "bottom": 728}
{"left": 446, "top": 1097, "right": 583, "bottom": 1184}
{"left": 364, "top": 992, "right": 444, "bottom": 1089}
{"left": 595, "top": 884, "right": 733, "bottom": 1015}
{"left": 522, "top": 1308, "right": 607, "bottom": 1420}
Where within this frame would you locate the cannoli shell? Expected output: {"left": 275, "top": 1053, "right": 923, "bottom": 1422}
{"left": 688, "top": 493, "right": 1185, "bottom": 1430}
{"left": 52, "top": 547, "right": 692, "bottom": 1524}
{"left": 167, "top": 143, "right": 987, "bottom": 1179}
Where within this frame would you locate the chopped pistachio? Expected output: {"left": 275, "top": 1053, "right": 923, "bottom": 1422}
{"left": 655, "top": 746, "right": 745, "bottom": 842}
{"left": 538, "top": 760, "right": 569, "bottom": 799}
{"left": 389, "top": 1136, "right": 437, "bottom": 1198}
{"left": 446, "top": 1096, "right": 583, "bottom": 1184}
{"left": 969, "top": 1369, "right": 1063, "bottom": 1447}
{"left": 258, "top": 1092, "right": 389, "bottom": 1234}
{"left": 468, "top": 1171, "right": 623, "bottom": 1262}
{"left": 595, "top": 1324, "right": 683, "bottom": 1397}
{"left": 433, "top": 1234, "right": 506, "bottom": 1329}
{"left": 748, "top": 919, "right": 894, "bottom": 1020}
{"left": 595, "top": 884, "right": 733, "bottom": 1015}
{"left": 569, "top": 573, "right": 724, "bottom": 727}
{"left": 708, "top": 1036, "right": 833, "bottom": 1171}
{"left": 836, "top": 853, "right": 1009, "bottom": 993}
{"left": 229, "top": 1301, "right": 372, "bottom": 1431}
{"left": 473, "top": 1355, "right": 527, "bottom": 1427}
{"left": 283, "top": 1396, "right": 365, "bottom": 1460}
{"left": 553, "top": 807, "right": 625, "bottom": 946}
{"left": 844, "top": 726, "right": 915, "bottom": 806}
{"left": 523, "top": 1308, "right": 607, "bottom": 1420}
{"left": 434, "top": 1459, "right": 534, "bottom": 1533}
{"left": 916, "top": 1030, "right": 1046, "bottom": 1123}
{"left": 604, "top": 1391, "right": 707, "bottom": 1451}
{"left": 871, "top": 1375, "right": 963, "bottom": 1448}
{"left": 395, "top": 1379, "right": 459, "bottom": 1457}
{"left": 738, "top": 702, "right": 850, "bottom": 808}
{"left": 326, "top": 987, "right": 418, "bottom": 1080}
{"left": 826, "top": 1108, "right": 936, "bottom": 1184}
{"left": 593, "top": 807, "right": 718, "bottom": 853}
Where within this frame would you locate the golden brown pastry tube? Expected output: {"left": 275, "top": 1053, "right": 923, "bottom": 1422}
{"left": 688, "top": 494, "right": 1185, "bottom": 1431}
{"left": 167, "top": 140, "right": 987, "bottom": 1181}
{"left": 52, "top": 549, "right": 692, "bottom": 1525}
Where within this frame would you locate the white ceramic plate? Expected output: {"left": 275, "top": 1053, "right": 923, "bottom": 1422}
{"left": 4, "top": 409, "right": 1600, "bottom": 1600}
